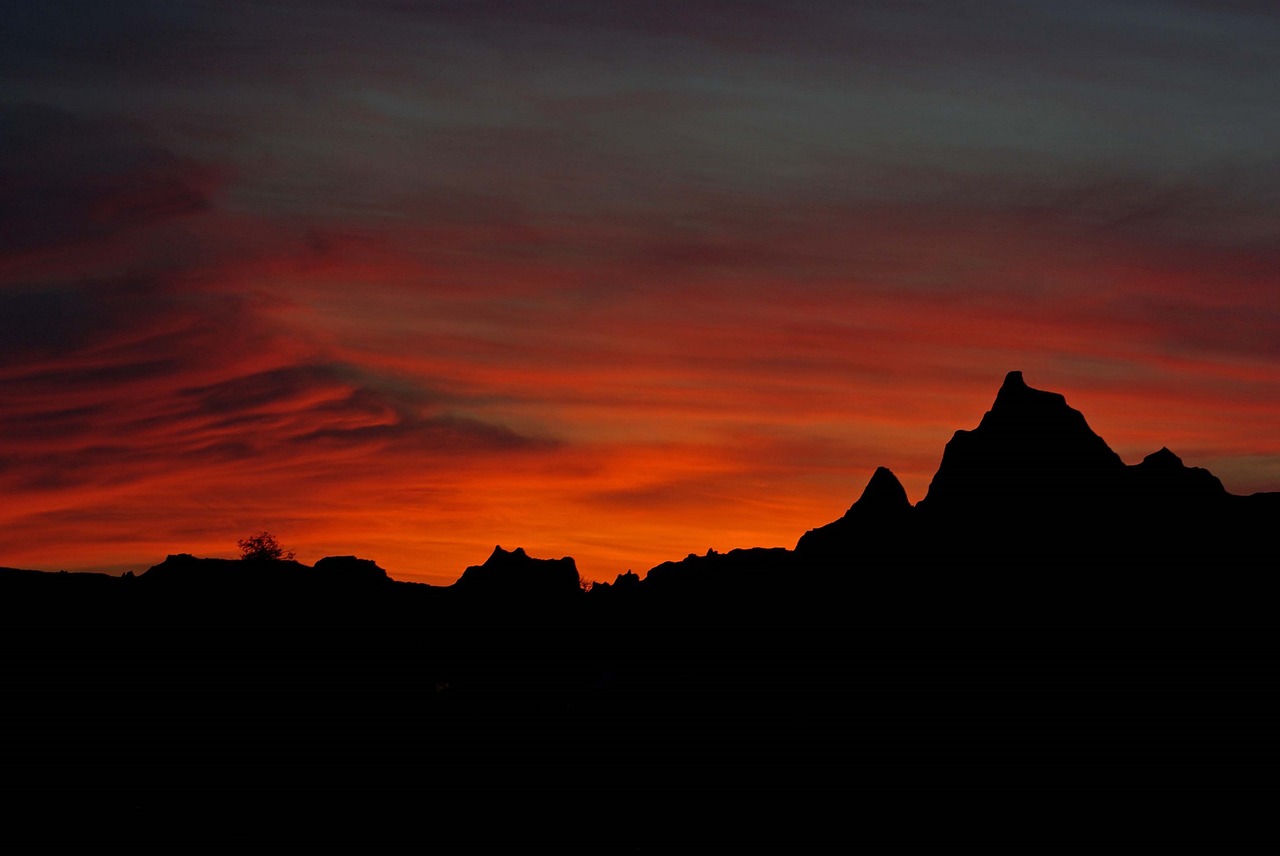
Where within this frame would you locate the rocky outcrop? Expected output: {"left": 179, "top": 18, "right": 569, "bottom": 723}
{"left": 139, "top": 553, "right": 309, "bottom": 587}
{"left": 794, "top": 467, "right": 912, "bottom": 557}
{"left": 452, "top": 545, "right": 581, "bottom": 597}
{"left": 1126, "top": 447, "right": 1227, "bottom": 505}
{"left": 792, "top": 371, "right": 1276, "bottom": 567}
{"left": 916, "top": 371, "right": 1126, "bottom": 518}
{"left": 312, "top": 555, "right": 391, "bottom": 585}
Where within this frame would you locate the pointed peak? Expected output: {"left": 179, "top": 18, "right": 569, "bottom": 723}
{"left": 1130, "top": 447, "right": 1226, "bottom": 499}
{"left": 992, "top": 369, "right": 1058, "bottom": 404}
{"left": 919, "top": 372, "right": 1126, "bottom": 512}
{"left": 866, "top": 466, "right": 904, "bottom": 492}
{"left": 1142, "top": 447, "right": 1184, "bottom": 468}
{"left": 987, "top": 370, "right": 1072, "bottom": 418}
{"left": 846, "top": 466, "right": 910, "bottom": 516}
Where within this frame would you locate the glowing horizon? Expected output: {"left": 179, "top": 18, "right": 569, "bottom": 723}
{"left": 3, "top": 2, "right": 1279, "bottom": 585}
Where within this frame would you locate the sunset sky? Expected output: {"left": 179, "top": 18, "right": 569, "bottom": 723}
{"left": 4, "top": 1, "right": 1279, "bottom": 584}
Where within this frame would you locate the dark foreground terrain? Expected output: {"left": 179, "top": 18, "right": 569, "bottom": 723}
{"left": 7, "top": 372, "right": 1275, "bottom": 737}
{"left": 4, "top": 373, "right": 1276, "bottom": 843}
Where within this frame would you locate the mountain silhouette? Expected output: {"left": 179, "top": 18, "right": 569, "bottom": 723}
{"left": 917, "top": 370, "right": 1126, "bottom": 518}
{"left": 3, "top": 370, "right": 1277, "bottom": 740}
{"left": 1127, "top": 446, "right": 1227, "bottom": 505}
{"left": 453, "top": 545, "right": 581, "bottom": 598}
{"left": 794, "top": 466, "right": 912, "bottom": 558}
{"left": 792, "top": 370, "right": 1274, "bottom": 567}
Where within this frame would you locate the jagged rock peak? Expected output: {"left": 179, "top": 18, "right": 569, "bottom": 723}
{"left": 1129, "top": 446, "right": 1226, "bottom": 499}
{"left": 480, "top": 544, "right": 573, "bottom": 570}
{"left": 846, "top": 466, "right": 911, "bottom": 516}
{"left": 793, "top": 467, "right": 911, "bottom": 554}
{"left": 455, "top": 545, "right": 580, "bottom": 594}
{"left": 963, "top": 370, "right": 1117, "bottom": 448}
{"left": 1141, "top": 447, "right": 1183, "bottom": 468}
{"left": 985, "top": 370, "right": 1077, "bottom": 425}
{"left": 918, "top": 371, "right": 1125, "bottom": 513}
{"left": 1002, "top": 369, "right": 1027, "bottom": 390}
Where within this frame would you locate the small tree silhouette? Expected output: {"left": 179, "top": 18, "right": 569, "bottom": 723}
{"left": 238, "top": 531, "right": 295, "bottom": 562}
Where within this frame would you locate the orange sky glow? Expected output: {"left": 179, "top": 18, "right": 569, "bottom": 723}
{"left": 3, "top": 2, "right": 1279, "bottom": 584}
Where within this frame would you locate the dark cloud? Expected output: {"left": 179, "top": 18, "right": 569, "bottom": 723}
{"left": 182, "top": 365, "right": 360, "bottom": 414}
{"left": 383, "top": 0, "right": 1280, "bottom": 82}
{"left": 0, "top": 272, "right": 238, "bottom": 364}
{"left": 1132, "top": 300, "right": 1280, "bottom": 359}
{"left": 0, "top": 288, "right": 99, "bottom": 355}
{"left": 794, "top": 153, "right": 1280, "bottom": 256}
{"left": 11, "top": 1, "right": 1274, "bottom": 99}
{"left": 0, "top": 104, "right": 224, "bottom": 255}
{"left": 970, "top": 165, "right": 1280, "bottom": 254}
{"left": 1, "top": 2, "right": 234, "bottom": 83}
{"left": 296, "top": 411, "right": 550, "bottom": 452}
{"left": 181, "top": 363, "right": 549, "bottom": 451}
{"left": 1, "top": 351, "right": 553, "bottom": 501}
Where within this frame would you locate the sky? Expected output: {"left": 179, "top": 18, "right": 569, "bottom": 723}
{"left": 3, "top": 1, "right": 1279, "bottom": 584}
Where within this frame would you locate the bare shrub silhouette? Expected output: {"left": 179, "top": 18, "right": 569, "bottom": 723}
{"left": 237, "top": 531, "right": 295, "bottom": 562}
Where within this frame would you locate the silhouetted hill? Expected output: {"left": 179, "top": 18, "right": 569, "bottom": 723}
{"left": 0, "top": 565, "right": 123, "bottom": 590}
{"left": 312, "top": 554, "right": 391, "bottom": 584}
{"left": 3, "top": 370, "right": 1277, "bottom": 739}
{"left": 917, "top": 370, "right": 1126, "bottom": 520}
{"left": 790, "top": 370, "right": 1274, "bottom": 572}
{"left": 140, "top": 553, "right": 310, "bottom": 586}
{"left": 1128, "top": 446, "right": 1227, "bottom": 504}
{"left": 452, "top": 545, "right": 580, "bottom": 599}
{"left": 794, "top": 466, "right": 913, "bottom": 558}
